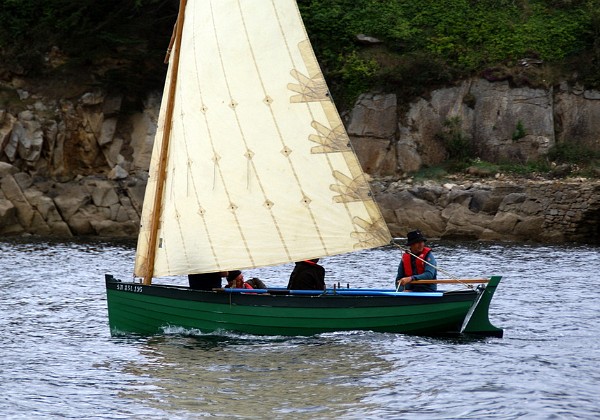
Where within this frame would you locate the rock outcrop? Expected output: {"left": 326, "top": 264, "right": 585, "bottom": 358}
{"left": 374, "top": 177, "right": 600, "bottom": 244}
{"left": 0, "top": 77, "right": 599, "bottom": 243}
{"left": 0, "top": 169, "right": 144, "bottom": 237}
{"left": 347, "top": 79, "right": 599, "bottom": 175}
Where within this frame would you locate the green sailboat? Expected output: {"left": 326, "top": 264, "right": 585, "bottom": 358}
{"left": 105, "top": 0, "right": 503, "bottom": 337}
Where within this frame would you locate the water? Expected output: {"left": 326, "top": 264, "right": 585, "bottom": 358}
{"left": 1, "top": 238, "right": 599, "bottom": 419}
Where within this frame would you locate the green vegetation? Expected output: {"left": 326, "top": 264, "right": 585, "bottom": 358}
{"left": 298, "top": 0, "right": 600, "bottom": 105}
{"left": 495, "top": 160, "right": 552, "bottom": 176}
{"left": 0, "top": 0, "right": 178, "bottom": 94}
{"left": 436, "top": 116, "right": 473, "bottom": 162}
{"left": 548, "top": 142, "right": 600, "bottom": 164}
{"left": 421, "top": 117, "right": 599, "bottom": 179}
{"left": 411, "top": 166, "right": 449, "bottom": 182}
{"left": 424, "top": 144, "right": 600, "bottom": 180}
{"left": 412, "top": 157, "right": 598, "bottom": 181}
{"left": 512, "top": 120, "right": 527, "bottom": 141}
{"left": 546, "top": 142, "right": 600, "bottom": 177}
{"left": 1, "top": 0, "right": 599, "bottom": 102}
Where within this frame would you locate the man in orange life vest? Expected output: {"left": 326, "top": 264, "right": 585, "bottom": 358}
{"left": 396, "top": 230, "right": 437, "bottom": 292}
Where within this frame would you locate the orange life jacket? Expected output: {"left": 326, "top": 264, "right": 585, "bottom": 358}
{"left": 402, "top": 247, "right": 432, "bottom": 276}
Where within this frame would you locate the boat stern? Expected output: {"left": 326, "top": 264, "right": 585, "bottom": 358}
{"left": 460, "top": 276, "right": 504, "bottom": 337}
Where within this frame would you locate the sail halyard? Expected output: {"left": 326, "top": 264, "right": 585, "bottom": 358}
{"left": 134, "top": 0, "right": 391, "bottom": 280}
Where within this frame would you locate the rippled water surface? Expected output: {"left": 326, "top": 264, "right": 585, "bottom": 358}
{"left": 1, "top": 238, "right": 599, "bottom": 419}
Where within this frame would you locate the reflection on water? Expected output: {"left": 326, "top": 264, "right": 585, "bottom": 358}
{"left": 124, "top": 333, "right": 388, "bottom": 418}
{"left": 1, "top": 237, "right": 599, "bottom": 419}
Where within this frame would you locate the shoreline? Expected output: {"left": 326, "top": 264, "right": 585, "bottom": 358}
{"left": 2, "top": 166, "right": 598, "bottom": 244}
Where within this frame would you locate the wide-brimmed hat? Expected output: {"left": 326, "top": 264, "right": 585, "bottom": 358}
{"left": 406, "top": 230, "right": 427, "bottom": 245}
{"left": 226, "top": 270, "right": 241, "bottom": 282}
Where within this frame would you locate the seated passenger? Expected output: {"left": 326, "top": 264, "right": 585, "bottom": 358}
{"left": 287, "top": 259, "right": 325, "bottom": 290}
{"left": 225, "top": 270, "right": 254, "bottom": 290}
{"left": 246, "top": 277, "right": 267, "bottom": 289}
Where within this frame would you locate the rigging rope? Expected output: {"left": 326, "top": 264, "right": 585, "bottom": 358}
{"left": 391, "top": 240, "right": 474, "bottom": 290}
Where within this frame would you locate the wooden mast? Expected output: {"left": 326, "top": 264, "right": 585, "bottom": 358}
{"left": 143, "top": 0, "right": 188, "bottom": 285}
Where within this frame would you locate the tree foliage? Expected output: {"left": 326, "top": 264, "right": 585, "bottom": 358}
{"left": 298, "top": 0, "right": 600, "bottom": 104}
{"left": 0, "top": 0, "right": 178, "bottom": 93}
{"left": 1, "top": 0, "right": 599, "bottom": 100}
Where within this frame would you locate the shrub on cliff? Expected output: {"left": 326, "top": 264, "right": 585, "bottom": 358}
{"left": 0, "top": 0, "right": 177, "bottom": 94}
{"left": 299, "top": 0, "right": 599, "bottom": 104}
{"left": 1, "top": 0, "right": 599, "bottom": 102}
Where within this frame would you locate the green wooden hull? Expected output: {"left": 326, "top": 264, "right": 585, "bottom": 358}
{"left": 105, "top": 275, "right": 503, "bottom": 337}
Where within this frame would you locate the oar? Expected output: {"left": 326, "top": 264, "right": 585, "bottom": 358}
{"left": 411, "top": 279, "right": 489, "bottom": 284}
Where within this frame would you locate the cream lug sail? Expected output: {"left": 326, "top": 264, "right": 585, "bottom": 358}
{"left": 134, "top": 0, "right": 391, "bottom": 280}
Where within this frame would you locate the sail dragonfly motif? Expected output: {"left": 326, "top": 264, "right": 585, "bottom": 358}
{"left": 134, "top": 0, "right": 391, "bottom": 280}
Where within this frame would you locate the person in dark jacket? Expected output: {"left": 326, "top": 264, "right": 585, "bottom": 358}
{"left": 395, "top": 230, "right": 437, "bottom": 292}
{"left": 287, "top": 259, "right": 325, "bottom": 290}
{"left": 246, "top": 277, "right": 267, "bottom": 289}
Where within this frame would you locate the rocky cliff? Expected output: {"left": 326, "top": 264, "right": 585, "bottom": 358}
{"left": 1, "top": 78, "right": 599, "bottom": 243}
{"left": 347, "top": 79, "right": 600, "bottom": 176}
